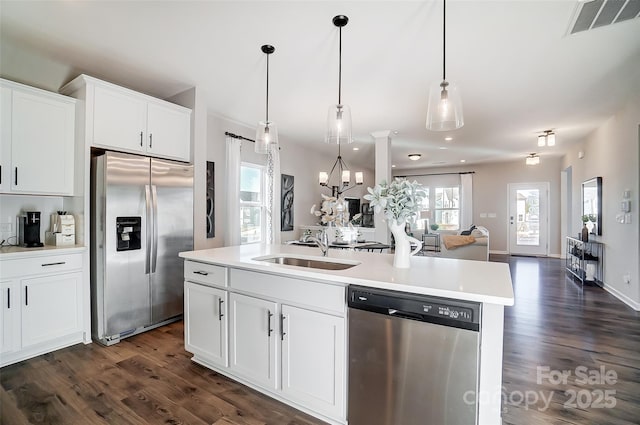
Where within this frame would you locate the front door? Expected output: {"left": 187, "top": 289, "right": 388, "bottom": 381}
{"left": 508, "top": 183, "right": 549, "bottom": 256}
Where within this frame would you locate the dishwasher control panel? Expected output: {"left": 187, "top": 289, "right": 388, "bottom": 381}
{"left": 348, "top": 286, "right": 481, "bottom": 331}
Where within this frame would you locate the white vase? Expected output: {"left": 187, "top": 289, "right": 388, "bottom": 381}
{"left": 388, "top": 221, "right": 422, "bottom": 268}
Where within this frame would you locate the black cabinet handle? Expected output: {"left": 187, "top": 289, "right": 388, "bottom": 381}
{"left": 14, "top": 167, "right": 17, "bottom": 185}
{"left": 140, "top": 131, "right": 143, "bottom": 147}
{"left": 41, "top": 261, "right": 66, "bottom": 267}
{"left": 25, "top": 286, "right": 28, "bottom": 306}
{"left": 218, "top": 298, "right": 224, "bottom": 321}
{"left": 193, "top": 270, "right": 209, "bottom": 276}
{"left": 7, "top": 287, "right": 9, "bottom": 309}
{"left": 149, "top": 133, "right": 153, "bottom": 148}
{"left": 267, "top": 310, "right": 273, "bottom": 337}
{"left": 0, "top": 165, "right": 2, "bottom": 185}
{"left": 280, "top": 314, "right": 286, "bottom": 341}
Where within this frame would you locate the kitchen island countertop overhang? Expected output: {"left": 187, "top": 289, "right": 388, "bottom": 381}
{"left": 179, "top": 243, "right": 514, "bottom": 306}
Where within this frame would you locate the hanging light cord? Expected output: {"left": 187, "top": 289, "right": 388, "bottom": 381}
{"left": 265, "top": 52, "right": 270, "bottom": 123}
{"left": 442, "top": 0, "right": 446, "bottom": 81}
{"left": 338, "top": 24, "right": 342, "bottom": 105}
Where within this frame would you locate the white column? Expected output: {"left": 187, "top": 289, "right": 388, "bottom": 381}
{"left": 371, "top": 130, "right": 392, "bottom": 244}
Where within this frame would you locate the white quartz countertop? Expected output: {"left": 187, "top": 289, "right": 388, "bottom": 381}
{"left": 180, "top": 244, "right": 514, "bottom": 306}
{"left": 0, "top": 245, "right": 86, "bottom": 259}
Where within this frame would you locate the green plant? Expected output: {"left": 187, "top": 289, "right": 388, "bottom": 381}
{"left": 581, "top": 215, "right": 589, "bottom": 223}
{"left": 588, "top": 214, "right": 597, "bottom": 222}
{"left": 430, "top": 223, "right": 439, "bottom": 231}
{"left": 364, "top": 178, "right": 427, "bottom": 225}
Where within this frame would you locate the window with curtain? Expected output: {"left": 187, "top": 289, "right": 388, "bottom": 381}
{"left": 435, "top": 186, "right": 460, "bottom": 230}
{"left": 240, "top": 163, "right": 266, "bottom": 244}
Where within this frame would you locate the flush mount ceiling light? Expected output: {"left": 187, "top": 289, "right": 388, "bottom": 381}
{"left": 537, "top": 130, "right": 556, "bottom": 147}
{"left": 326, "top": 15, "right": 353, "bottom": 144}
{"left": 525, "top": 153, "right": 540, "bottom": 166}
{"left": 319, "top": 143, "right": 363, "bottom": 197}
{"left": 255, "top": 45, "right": 278, "bottom": 154}
{"left": 408, "top": 153, "right": 422, "bottom": 161}
{"left": 426, "top": 0, "right": 464, "bottom": 132}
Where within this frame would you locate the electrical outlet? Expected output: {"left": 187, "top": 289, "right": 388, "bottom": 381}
{"left": 0, "top": 223, "right": 11, "bottom": 232}
{"left": 623, "top": 274, "right": 631, "bottom": 285}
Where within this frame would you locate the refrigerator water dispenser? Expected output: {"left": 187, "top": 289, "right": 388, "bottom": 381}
{"left": 116, "top": 217, "right": 141, "bottom": 251}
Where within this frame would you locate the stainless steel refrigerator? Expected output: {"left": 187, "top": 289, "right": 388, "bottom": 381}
{"left": 91, "top": 151, "right": 193, "bottom": 345}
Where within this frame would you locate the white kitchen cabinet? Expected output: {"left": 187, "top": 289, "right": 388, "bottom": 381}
{"left": 229, "top": 292, "right": 277, "bottom": 390}
{"left": 184, "top": 281, "right": 227, "bottom": 367}
{"left": 61, "top": 74, "right": 191, "bottom": 162}
{"left": 0, "top": 250, "right": 85, "bottom": 367}
{"left": 281, "top": 304, "right": 345, "bottom": 419}
{"left": 0, "top": 280, "right": 20, "bottom": 356}
{"left": 0, "top": 79, "right": 76, "bottom": 195}
{"left": 21, "top": 272, "right": 82, "bottom": 348}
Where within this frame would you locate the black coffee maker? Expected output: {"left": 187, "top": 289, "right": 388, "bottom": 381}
{"left": 20, "top": 211, "right": 44, "bottom": 248}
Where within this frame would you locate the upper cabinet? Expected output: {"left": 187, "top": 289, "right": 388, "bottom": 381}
{"left": 0, "top": 79, "right": 76, "bottom": 196}
{"left": 61, "top": 75, "right": 191, "bottom": 162}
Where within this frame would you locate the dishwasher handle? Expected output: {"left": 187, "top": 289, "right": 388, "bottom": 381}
{"left": 388, "top": 309, "right": 425, "bottom": 321}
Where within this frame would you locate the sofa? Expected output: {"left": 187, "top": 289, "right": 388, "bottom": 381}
{"left": 436, "top": 226, "right": 490, "bottom": 261}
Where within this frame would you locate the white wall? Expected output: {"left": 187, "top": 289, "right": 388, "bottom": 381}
{"left": 205, "top": 114, "right": 375, "bottom": 246}
{"left": 562, "top": 96, "right": 640, "bottom": 310}
{"left": 395, "top": 156, "right": 564, "bottom": 255}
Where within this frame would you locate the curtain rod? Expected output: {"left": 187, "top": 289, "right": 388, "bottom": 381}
{"left": 225, "top": 131, "right": 255, "bottom": 143}
{"left": 396, "top": 171, "right": 475, "bottom": 178}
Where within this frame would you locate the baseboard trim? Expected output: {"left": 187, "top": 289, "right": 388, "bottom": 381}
{"left": 603, "top": 285, "right": 640, "bottom": 311}
{"left": 489, "top": 250, "right": 508, "bottom": 255}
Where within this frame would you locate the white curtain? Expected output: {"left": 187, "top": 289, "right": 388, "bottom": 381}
{"left": 266, "top": 144, "right": 281, "bottom": 244}
{"left": 460, "top": 173, "right": 474, "bottom": 229}
{"left": 225, "top": 136, "right": 241, "bottom": 246}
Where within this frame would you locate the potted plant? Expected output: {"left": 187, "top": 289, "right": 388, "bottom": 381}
{"left": 430, "top": 223, "right": 440, "bottom": 232}
{"left": 364, "top": 178, "right": 427, "bottom": 268}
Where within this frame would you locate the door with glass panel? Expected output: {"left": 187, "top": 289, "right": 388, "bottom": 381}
{"left": 508, "top": 183, "right": 549, "bottom": 256}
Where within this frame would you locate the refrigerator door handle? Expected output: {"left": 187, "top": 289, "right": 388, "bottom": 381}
{"left": 145, "top": 184, "right": 152, "bottom": 275}
{"left": 151, "top": 185, "right": 159, "bottom": 273}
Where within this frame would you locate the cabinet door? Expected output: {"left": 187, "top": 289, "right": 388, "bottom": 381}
{"left": 0, "top": 280, "right": 20, "bottom": 355}
{"left": 146, "top": 101, "right": 191, "bottom": 161}
{"left": 21, "top": 272, "right": 82, "bottom": 348}
{"left": 229, "top": 293, "right": 277, "bottom": 389}
{"left": 281, "top": 305, "right": 345, "bottom": 419}
{"left": 184, "top": 281, "right": 227, "bottom": 366}
{"left": 0, "top": 86, "right": 11, "bottom": 192}
{"left": 10, "top": 90, "right": 75, "bottom": 195}
{"left": 93, "top": 85, "right": 146, "bottom": 153}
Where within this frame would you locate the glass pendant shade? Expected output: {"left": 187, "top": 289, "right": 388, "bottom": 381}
{"left": 426, "top": 80, "right": 464, "bottom": 131}
{"left": 326, "top": 104, "right": 352, "bottom": 144}
{"left": 255, "top": 121, "right": 278, "bottom": 154}
{"left": 538, "top": 135, "right": 546, "bottom": 147}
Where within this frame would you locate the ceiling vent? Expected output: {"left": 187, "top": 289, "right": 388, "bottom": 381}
{"left": 569, "top": 0, "right": 640, "bottom": 34}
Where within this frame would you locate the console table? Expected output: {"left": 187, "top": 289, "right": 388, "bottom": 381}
{"left": 422, "top": 233, "right": 441, "bottom": 253}
{"left": 565, "top": 236, "right": 603, "bottom": 286}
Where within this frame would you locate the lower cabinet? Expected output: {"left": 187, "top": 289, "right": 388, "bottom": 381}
{"left": 0, "top": 251, "right": 85, "bottom": 367}
{"left": 281, "top": 304, "right": 345, "bottom": 418}
{"left": 184, "top": 262, "right": 346, "bottom": 424}
{"left": 229, "top": 293, "right": 277, "bottom": 389}
{"left": 184, "top": 281, "right": 227, "bottom": 367}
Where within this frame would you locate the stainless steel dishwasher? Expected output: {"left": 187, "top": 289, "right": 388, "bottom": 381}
{"left": 348, "top": 285, "right": 481, "bottom": 425}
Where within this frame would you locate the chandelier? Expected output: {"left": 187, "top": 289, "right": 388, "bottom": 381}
{"left": 318, "top": 143, "right": 363, "bottom": 197}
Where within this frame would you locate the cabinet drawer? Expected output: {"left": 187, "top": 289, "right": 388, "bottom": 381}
{"left": 184, "top": 261, "right": 227, "bottom": 287}
{"left": 0, "top": 253, "right": 83, "bottom": 278}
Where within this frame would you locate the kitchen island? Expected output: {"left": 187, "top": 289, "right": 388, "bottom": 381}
{"left": 179, "top": 244, "right": 514, "bottom": 425}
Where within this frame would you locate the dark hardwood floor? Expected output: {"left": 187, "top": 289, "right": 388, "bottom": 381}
{"left": 1, "top": 255, "right": 638, "bottom": 424}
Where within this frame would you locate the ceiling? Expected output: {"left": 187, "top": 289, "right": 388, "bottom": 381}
{"left": 1, "top": 1, "right": 639, "bottom": 171}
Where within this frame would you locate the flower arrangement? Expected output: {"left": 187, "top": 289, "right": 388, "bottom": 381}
{"left": 364, "top": 178, "right": 427, "bottom": 225}
{"left": 310, "top": 194, "right": 362, "bottom": 227}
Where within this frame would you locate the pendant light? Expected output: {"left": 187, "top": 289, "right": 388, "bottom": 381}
{"left": 426, "top": 0, "right": 464, "bottom": 131}
{"left": 326, "top": 15, "right": 353, "bottom": 144}
{"left": 255, "top": 44, "right": 278, "bottom": 154}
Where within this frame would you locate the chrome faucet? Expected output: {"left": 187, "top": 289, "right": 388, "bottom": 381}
{"left": 304, "top": 229, "right": 329, "bottom": 257}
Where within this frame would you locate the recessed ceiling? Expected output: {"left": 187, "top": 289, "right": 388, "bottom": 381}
{"left": 1, "top": 1, "right": 639, "bottom": 171}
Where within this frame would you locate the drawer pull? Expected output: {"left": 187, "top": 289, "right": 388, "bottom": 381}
{"left": 7, "top": 287, "right": 9, "bottom": 309}
{"left": 218, "top": 298, "right": 224, "bottom": 321}
{"left": 193, "top": 270, "right": 209, "bottom": 276}
{"left": 42, "top": 261, "right": 66, "bottom": 267}
{"left": 25, "top": 286, "right": 28, "bottom": 306}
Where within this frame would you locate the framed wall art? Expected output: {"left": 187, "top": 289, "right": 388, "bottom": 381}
{"left": 281, "top": 174, "right": 294, "bottom": 231}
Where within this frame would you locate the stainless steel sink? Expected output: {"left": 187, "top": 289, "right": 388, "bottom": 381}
{"left": 254, "top": 255, "right": 359, "bottom": 270}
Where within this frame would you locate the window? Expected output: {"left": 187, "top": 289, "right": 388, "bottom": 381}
{"left": 435, "top": 187, "right": 460, "bottom": 230}
{"left": 414, "top": 188, "right": 431, "bottom": 232}
{"left": 240, "top": 163, "right": 266, "bottom": 244}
